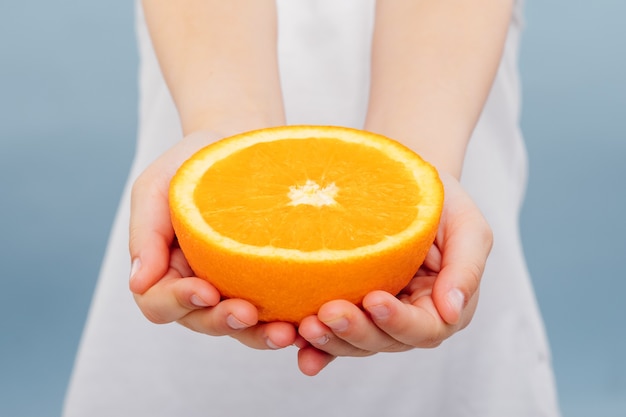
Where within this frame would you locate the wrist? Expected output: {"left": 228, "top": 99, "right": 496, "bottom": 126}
{"left": 180, "top": 97, "right": 286, "bottom": 139}
{"left": 363, "top": 118, "right": 468, "bottom": 180}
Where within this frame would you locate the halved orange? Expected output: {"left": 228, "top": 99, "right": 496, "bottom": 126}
{"left": 169, "top": 125, "right": 443, "bottom": 323}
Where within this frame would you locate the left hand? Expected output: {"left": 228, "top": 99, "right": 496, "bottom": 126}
{"left": 296, "top": 172, "right": 493, "bottom": 376}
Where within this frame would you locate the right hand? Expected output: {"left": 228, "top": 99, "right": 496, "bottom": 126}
{"left": 128, "top": 131, "right": 298, "bottom": 350}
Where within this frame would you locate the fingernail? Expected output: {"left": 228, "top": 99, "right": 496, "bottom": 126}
{"left": 266, "top": 338, "right": 281, "bottom": 350}
{"left": 325, "top": 316, "right": 349, "bottom": 333}
{"left": 312, "top": 334, "right": 329, "bottom": 346}
{"left": 190, "top": 294, "right": 210, "bottom": 308}
{"left": 226, "top": 314, "right": 249, "bottom": 330}
{"left": 447, "top": 288, "right": 465, "bottom": 315}
{"left": 367, "top": 304, "right": 390, "bottom": 321}
{"left": 129, "top": 258, "right": 141, "bottom": 282}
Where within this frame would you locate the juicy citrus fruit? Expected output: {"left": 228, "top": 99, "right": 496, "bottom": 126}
{"left": 169, "top": 125, "right": 444, "bottom": 323}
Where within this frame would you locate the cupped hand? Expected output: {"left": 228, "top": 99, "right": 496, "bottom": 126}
{"left": 296, "top": 172, "right": 493, "bottom": 376}
{"left": 128, "top": 131, "right": 297, "bottom": 350}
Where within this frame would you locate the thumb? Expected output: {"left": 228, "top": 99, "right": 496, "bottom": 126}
{"left": 128, "top": 166, "right": 175, "bottom": 294}
{"left": 128, "top": 131, "right": 231, "bottom": 294}
{"left": 432, "top": 175, "right": 493, "bottom": 325}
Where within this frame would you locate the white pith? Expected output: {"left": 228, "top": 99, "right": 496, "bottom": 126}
{"left": 288, "top": 180, "right": 339, "bottom": 207}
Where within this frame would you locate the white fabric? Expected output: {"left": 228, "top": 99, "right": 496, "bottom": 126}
{"left": 63, "top": 1, "right": 561, "bottom": 416}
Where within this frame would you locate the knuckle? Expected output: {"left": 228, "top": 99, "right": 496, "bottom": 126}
{"left": 382, "top": 341, "right": 412, "bottom": 353}
{"left": 464, "top": 262, "right": 483, "bottom": 290}
{"left": 134, "top": 295, "right": 172, "bottom": 325}
{"left": 128, "top": 225, "right": 141, "bottom": 254}
{"left": 482, "top": 222, "right": 494, "bottom": 252}
{"left": 420, "top": 335, "right": 443, "bottom": 349}
{"left": 414, "top": 323, "right": 450, "bottom": 349}
{"left": 130, "top": 172, "right": 148, "bottom": 199}
{"left": 142, "top": 308, "right": 171, "bottom": 325}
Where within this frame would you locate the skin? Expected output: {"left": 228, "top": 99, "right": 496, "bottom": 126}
{"left": 130, "top": 0, "right": 508, "bottom": 376}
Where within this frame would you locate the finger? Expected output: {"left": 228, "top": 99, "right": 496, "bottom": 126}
{"left": 134, "top": 272, "right": 222, "bottom": 324}
{"left": 128, "top": 166, "right": 176, "bottom": 294}
{"left": 298, "top": 305, "right": 397, "bottom": 358}
{"left": 298, "top": 308, "right": 372, "bottom": 357}
{"left": 298, "top": 314, "right": 369, "bottom": 356}
{"left": 316, "top": 300, "right": 409, "bottom": 354}
{"left": 128, "top": 133, "right": 226, "bottom": 295}
{"left": 363, "top": 289, "right": 452, "bottom": 348}
{"left": 177, "top": 298, "right": 258, "bottom": 336}
{"left": 297, "top": 345, "right": 336, "bottom": 376}
{"left": 430, "top": 174, "right": 493, "bottom": 325}
{"left": 180, "top": 300, "right": 297, "bottom": 350}
{"left": 169, "top": 246, "right": 195, "bottom": 278}
{"left": 232, "top": 320, "right": 298, "bottom": 350}
{"left": 419, "top": 241, "right": 442, "bottom": 275}
{"left": 434, "top": 204, "right": 492, "bottom": 325}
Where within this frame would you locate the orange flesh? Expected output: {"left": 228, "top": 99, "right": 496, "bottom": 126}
{"left": 193, "top": 137, "right": 421, "bottom": 251}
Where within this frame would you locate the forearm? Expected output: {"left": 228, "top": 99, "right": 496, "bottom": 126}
{"left": 365, "top": 0, "right": 514, "bottom": 178}
{"left": 142, "top": 0, "right": 285, "bottom": 136}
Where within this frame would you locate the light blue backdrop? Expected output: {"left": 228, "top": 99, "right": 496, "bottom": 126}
{"left": 1, "top": 1, "right": 624, "bottom": 416}
{"left": 519, "top": 0, "right": 626, "bottom": 414}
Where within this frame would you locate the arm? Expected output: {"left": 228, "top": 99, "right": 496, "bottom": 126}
{"left": 142, "top": 0, "right": 285, "bottom": 135}
{"left": 130, "top": 1, "right": 294, "bottom": 350}
{"left": 366, "top": 0, "right": 513, "bottom": 178}
{"left": 297, "top": 0, "right": 507, "bottom": 375}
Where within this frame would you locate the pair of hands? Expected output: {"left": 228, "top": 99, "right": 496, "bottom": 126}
{"left": 128, "top": 131, "right": 493, "bottom": 376}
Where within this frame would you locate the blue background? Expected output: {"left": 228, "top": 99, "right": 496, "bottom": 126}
{"left": 1, "top": 1, "right": 624, "bottom": 416}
